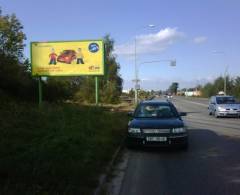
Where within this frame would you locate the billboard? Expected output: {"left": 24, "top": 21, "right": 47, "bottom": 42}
{"left": 31, "top": 40, "right": 104, "bottom": 76}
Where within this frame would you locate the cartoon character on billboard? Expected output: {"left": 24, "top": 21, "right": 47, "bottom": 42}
{"left": 76, "top": 48, "right": 84, "bottom": 64}
{"left": 49, "top": 48, "right": 58, "bottom": 65}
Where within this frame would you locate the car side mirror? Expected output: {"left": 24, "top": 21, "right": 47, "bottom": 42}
{"left": 211, "top": 102, "right": 216, "bottom": 105}
{"left": 179, "top": 112, "right": 187, "bottom": 116}
{"left": 128, "top": 111, "right": 134, "bottom": 117}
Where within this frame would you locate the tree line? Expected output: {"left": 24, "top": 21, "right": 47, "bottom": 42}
{"left": 178, "top": 76, "right": 240, "bottom": 99}
{"left": 200, "top": 76, "right": 240, "bottom": 98}
{"left": 0, "top": 8, "right": 122, "bottom": 104}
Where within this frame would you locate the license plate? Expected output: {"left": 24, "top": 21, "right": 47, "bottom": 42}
{"left": 230, "top": 111, "right": 237, "bottom": 114}
{"left": 146, "top": 137, "right": 167, "bottom": 142}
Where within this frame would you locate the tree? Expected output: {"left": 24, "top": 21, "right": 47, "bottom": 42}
{"left": 0, "top": 8, "right": 123, "bottom": 103}
{"left": 195, "top": 85, "right": 202, "bottom": 91}
{"left": 201, "top": 76, "right": 237, "bottom": 98}
{"left": 74, "top": 35, "right": 123, "bottom": 104}
{"left": 0, "top": 9, "right": 26, "bottom": 60}
{"left": 128, "top": 88, "right": 135, "bottom": 98}
{"left": 100, "top": 35, "right": 123, "bottom": 103}
{"left": 168, "top": 82, "right": 179, "bottom": 95}
{"left": 0, "top": 9, "right": 37, "bottom": 100}
{"left": 201, "top": 82, "right": 215, "bottom": 97}
{"left": 233, "top": 77, "right": 240, "bottom": 99}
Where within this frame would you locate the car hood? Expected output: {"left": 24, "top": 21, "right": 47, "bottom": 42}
{"left": 217, "top": 104, "right": 240, "bottom": 109}
{"left": 129, "top": 118, "right": 184, "bottom": 129}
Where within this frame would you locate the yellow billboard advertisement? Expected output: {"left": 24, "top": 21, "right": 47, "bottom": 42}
{"left": 31, "top": 40, "right": 104, "bottom": 76}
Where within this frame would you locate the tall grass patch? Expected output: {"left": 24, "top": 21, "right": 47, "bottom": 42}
{"left": 0, "top": 100, "right": 128, "bottom": 194}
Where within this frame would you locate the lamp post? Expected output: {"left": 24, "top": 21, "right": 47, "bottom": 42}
{"left": 134, "top": 59, "right": 176, "bottom": 103}
{"left": 139, "top": 60, "right": 176, "bottom": 66}
{"left": 212, "top": 51, "right": 228, "bottom": 95}
{"left": 134, "top": 24, "right": 156, "bottom": 105}
{"left": 134, "top": 36, "right": 139, "bottom": 105}
{"left": 224, "top": 65, "right": 229, "bottom": 95}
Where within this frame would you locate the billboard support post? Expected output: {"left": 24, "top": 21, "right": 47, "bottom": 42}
{"left": 31, "top": 40, "right": 105, "bottom": 106}
{"left": 38, "top": 77, "right": 42, "bottom": 107}
{"left": 31, "top": 40, "right": 104, "bottom": 76}
{"left": 95, "top": 76, "right": 99, "bottom": 105}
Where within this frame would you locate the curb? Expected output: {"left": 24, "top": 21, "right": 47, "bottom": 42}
{"left": 94, "top": 137, "right": 126, "bottom": 195}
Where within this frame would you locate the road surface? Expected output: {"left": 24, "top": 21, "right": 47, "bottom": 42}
{"left": 115, "top": 97, "right": 240, "bottom": 195}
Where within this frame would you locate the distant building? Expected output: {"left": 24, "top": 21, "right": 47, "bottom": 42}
{"left": 177, "top": 91, "right": 185, "bottom": 96}
{"left": 122, "top": 89, "right": 130, "bottom": 94}
{"left": 184, "top": 90, "right": 202, "bottom": 97}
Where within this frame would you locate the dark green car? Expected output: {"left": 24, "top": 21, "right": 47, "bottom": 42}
{"left": 126, "top": 100, "right": 188, "bottom": 149}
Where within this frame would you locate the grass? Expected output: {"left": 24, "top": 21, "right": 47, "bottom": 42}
{"left": 0, "top": 99, "right": 129, "bottom": 195}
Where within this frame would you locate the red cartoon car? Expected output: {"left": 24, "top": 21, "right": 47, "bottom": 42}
{"left": 57, "top": 50, "right": 76, "bottom": 64}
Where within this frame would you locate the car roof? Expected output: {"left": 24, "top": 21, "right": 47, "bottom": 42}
{"left": 63, "top": 50, "right": 75, "bottom": 52}
{"left": 140, "top": 99, "right": 172, "bottom": 105}
{"left": 214, "top": 95, "right": 234, "bottom": 98}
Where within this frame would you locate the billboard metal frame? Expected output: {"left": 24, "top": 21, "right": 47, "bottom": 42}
{"left": 30, "top": 39, "right": 105, "bottom": 76}
{"left": 30, "top": 39, "right": 105, "bottom": 106}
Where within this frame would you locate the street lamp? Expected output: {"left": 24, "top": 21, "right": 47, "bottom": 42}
{"left": 133, "top": 24, "right": 156, "bottom": 105}
{"left": 139, "top": 59, "right": 176, "bottom": 66}
{"left": 170, "top": 59, "right": 176, "bottom": 67}
{"left": 224, "top": 65, "right": 229, "bottom": 95}
{"left": 134, "top": 59, "right": 176, "bottom": 103}
{"left": 212, "top": 51, "right": 228, "bottom": 95}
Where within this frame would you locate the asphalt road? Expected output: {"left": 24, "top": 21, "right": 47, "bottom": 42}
{"left": 118, "top": 97, "right": 240, "bottom": 195}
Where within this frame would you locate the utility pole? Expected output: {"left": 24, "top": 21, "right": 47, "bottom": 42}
{"left": 133, "top": 24, "right": 156, "bottom": 105}
{"left": 134, "top": 37, "right": 138, "bottom": 105}
{"left": 224, "top": 65, "right": 228, "bottom": 95}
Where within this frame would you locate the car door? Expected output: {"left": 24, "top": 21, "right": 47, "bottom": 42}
{"left": 208, "top": 97, "right": 212, "bottom": 112}
{"left": 211, "top": 97, "right": 216, "bottom": 112}
{"left": 209, "top": 97, "right": 215, "bottom": 113}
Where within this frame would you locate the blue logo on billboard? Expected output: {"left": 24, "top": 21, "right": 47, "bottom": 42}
{"left": 89, "top": 43, "right": 99, "bottom": 53}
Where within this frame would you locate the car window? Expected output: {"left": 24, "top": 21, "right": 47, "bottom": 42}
{"left": 63, "top": 50, "right": 72, "bottom": 54}
{"left": 134, "top": 104, "right": 178, "bottom": 118}
{"left": 212, "top": 97, "right": 215, "bottom": 103}
{"left": 210, "top": 97, "right": 213, "bottom": 103}
{"left": 216, "top": 97, "right": 236, "bottom": 104}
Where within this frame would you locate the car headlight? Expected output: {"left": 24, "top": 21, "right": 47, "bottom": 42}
{"left": 128, "top": 128, "right": 141, "bottom": 133}
{"left": 172, "top": 127, "right": 186, "bottom": 133}
{"left": 217, "top": 106, "right": 225, "bottom": 111}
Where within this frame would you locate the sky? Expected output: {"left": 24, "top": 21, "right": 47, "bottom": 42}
{"left": 1, "top": 0, "right": 240, "bottom": 90}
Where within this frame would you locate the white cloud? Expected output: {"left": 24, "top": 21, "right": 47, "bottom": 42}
{"left": 193, "top": 36, "right": 207, "bottom": 44}
{"left": 114, "top": 27, "right": 184, "bottom": 56}
{"left": 212, "top": 50, "right": 225, "bottom": 54}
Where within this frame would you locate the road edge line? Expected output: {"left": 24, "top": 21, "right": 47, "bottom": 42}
{"left": 94, "top": 137, "right": 126, "bottom": 195}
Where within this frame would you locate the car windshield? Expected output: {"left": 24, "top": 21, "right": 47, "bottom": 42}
{"left": 134, "top": 104, "right": 178, "bottom": 118}
{"left": 63, "top": 50, "right": 74, "bottom": 54}
{"left": 216, "top": 97, "right": 236, "bottom": 104}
